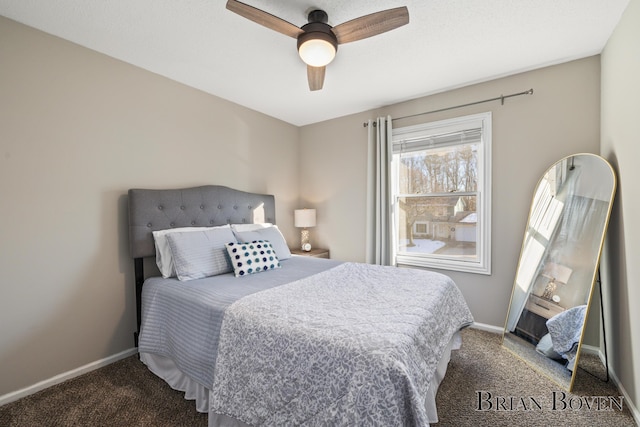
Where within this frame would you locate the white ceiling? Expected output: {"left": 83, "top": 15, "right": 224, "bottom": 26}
{"left": 0, "top": 0, "right": 630, "bottom": 126}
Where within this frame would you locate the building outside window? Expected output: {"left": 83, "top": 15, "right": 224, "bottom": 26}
{"left": 391, "top": 112, "right": 492, "bottom": 274}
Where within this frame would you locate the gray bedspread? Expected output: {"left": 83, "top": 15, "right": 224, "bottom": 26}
{"left": 209, "top": 262, "right": 474, "bottom": 426}
{"left": 546, "top": 304, "right": 588, "bottom": 371}
{"left": 138, "top": 256, "right": 342, "bottom": 388}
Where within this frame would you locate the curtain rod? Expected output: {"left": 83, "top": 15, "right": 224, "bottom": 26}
{"left": 363, "top": 88, "right": 534, "bottom": 127}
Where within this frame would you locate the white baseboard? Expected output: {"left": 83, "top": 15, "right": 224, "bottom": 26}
{"left": 0, "top": 347, "right": 138, "bottom": 407}
{"left": 470, "top": 322, "right": 504, "bottom": 334}
{"left": 589, "top": 348, "right": 640, "bottom": 426}
{"left": 604, "top": 362, "right": 640, "bottom": 425}
{"left": 580, "top": 343, "right": 601, "bottom": 356}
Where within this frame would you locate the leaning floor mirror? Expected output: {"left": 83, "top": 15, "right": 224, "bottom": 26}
{"left": 502, "top": 153, "right": 616, "bottom": 392}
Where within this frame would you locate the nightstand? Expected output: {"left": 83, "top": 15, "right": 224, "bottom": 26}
{"left": 515, "top": 294, "right": 566, "bottom": 344}
{"left": 290, "top": 248, "right": 330, "bottom": 259}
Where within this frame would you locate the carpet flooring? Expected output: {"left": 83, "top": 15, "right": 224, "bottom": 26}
{"left": 0, "top": 328, "right": 636, "bottom": 426}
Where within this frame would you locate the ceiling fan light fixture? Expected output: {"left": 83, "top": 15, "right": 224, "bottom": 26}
{"left": 297, "top": 30, "right": 337, "bottom": 67}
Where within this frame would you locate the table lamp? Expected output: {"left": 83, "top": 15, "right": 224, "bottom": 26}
{"left": 294, "top": 208, "right": 316, "bottom": 251}
{"left": 541, "top": 262, "right": 572, "bottom": 301}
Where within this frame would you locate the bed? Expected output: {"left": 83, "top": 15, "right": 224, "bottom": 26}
{"left": 128, "top": 185, "right": 474, "bottom": 427}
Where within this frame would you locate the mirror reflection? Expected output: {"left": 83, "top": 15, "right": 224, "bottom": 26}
{"left": 502, "top": 153, "right": 616, "bottom": 391}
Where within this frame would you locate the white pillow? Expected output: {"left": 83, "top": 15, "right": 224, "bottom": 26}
{"left": 230, "top": 223, "right": 273, "bottom": 232}
{"left": 233, "top": 226, "right": 291, "bottom": 260}
{"left": 165, "top": 227, "right": 236, "bottom": 281}
{"left": 153, "top": 225, "right": 230, "bottom": 278}
{"left": 225, "top": 240, "right": 281, "bottom": 277}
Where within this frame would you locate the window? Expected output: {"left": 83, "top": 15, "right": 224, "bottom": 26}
{"left": 391, "top": 112, "right": 491, "bottom": 274}
{"left": 414, "top": 222, "right": 428, "bottom": 234}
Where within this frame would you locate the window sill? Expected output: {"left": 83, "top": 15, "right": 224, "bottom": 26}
{"left": 396, "top": 254, "right": 491, "bottom": 275}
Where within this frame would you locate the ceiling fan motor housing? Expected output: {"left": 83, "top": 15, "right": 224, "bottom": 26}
{"left": 297, "top": 22, "right": 338, "bottom": 53}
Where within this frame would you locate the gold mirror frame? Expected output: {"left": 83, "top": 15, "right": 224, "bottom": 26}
{"left": 502, "top": 153, "right": 616, "bottom": 391}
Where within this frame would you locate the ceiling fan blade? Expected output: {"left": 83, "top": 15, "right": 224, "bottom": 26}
{"left": 332, "top": 6, "right": 409, "bottom": 44}
{"left": 226, "top": 0, "right": 303, "bottom": 39}
{"left": 307, "top": 65, "right": 326, "bottom": 91}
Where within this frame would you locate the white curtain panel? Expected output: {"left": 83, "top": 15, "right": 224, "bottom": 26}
{"left": 366, "top": 116, "right": 394, "bottom": 266}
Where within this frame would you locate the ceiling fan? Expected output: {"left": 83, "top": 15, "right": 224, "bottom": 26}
{"left": 225, "top": 0, "right": 409, "bottom": 91}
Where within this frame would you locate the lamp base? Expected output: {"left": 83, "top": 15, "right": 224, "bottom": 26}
{"left": 300, "top": 229, "right": 310, "bottom": 250}
{"left": 541, "top": 279, "right": 557, "bottom": 300}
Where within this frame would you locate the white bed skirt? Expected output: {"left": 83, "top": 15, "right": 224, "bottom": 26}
{"left": 139, "top": 331, "right": 461, "bottom": 426}
{"left": 140, "top": 352, "right": 211, "bottom": 413}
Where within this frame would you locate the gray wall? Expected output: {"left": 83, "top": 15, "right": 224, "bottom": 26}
{"left": 601, "top": 0, "right": 640, "bottom": 414}
{"left": 0, "top": 16, "right": 300, "bottom": 397}
{"left": 300, "top": 57, "right": 601, "bottom": 331}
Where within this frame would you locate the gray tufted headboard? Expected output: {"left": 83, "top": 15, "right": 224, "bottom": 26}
{"left": 127, "top": 185, "right": 276, "bottom": 345}
{"left": 128, "top": 185, "right": 276, "bottom": 259}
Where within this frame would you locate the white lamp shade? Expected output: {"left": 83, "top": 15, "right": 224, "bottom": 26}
{"left": 298, "top": 39, "right": 336, "bottom": 67}
{"left": 542, "top": 262, "right": 573, "bottom": 284}
{"left": 294, "top": 209, "right": 316, "bottom": 228}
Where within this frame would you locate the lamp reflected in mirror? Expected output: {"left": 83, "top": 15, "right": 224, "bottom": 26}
{"left": 540, "top": 262, "right": 572, "bottom": 302}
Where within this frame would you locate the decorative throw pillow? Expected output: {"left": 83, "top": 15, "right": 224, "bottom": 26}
{"left": 165, "top": 226, "right": 236, "bottom": 281}
{"left": 233, "top": 226, "right": 291, "bottom": 260}
{"left": 225, "top": 240, "right": 281, "bottom": 277}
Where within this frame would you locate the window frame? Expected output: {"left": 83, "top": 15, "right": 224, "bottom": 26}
{"left": 391, "top": 112, "right": 492, "bottom": 275}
